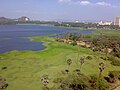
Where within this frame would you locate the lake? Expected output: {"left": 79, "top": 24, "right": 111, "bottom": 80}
{"left": 0, "top": 25, "right": 93, "bottom": 54}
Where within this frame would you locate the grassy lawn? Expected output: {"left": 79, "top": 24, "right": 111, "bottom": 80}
{"left": 0, "top": 35, "right": 120, "bottom": 90}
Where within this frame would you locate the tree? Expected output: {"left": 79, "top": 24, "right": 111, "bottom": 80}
{"left": 67, "top": 59, "right": 72, "bottom": 65}
{"left": 99, "top": 62, "right": 105, "bottom": 78}
{"left": 67, "top": 59, "right": 72, "bottom": 71}
{"left": 41, "top": 74, "right": 49, "bottom": 89}
{"left": 79, "top": 57, "right": 85, "bottom": 70}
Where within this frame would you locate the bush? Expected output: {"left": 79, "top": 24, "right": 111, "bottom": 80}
{"left": 89, "top": 75, "right": 109, "bottom": 90}
{"left": 97, "top": 78, "right": 109, "bottom": 90}
{"left": 56, "top": 39, "right": 64, "bottom": 42}
{"left": 67, "top": 73, "right": 89, "bottom": 90}
{"left": 112, "top": 48, "right": 120, "bottom": 58}
{"left": 109, "top": 71, "right": 120, "bottom": 80}
{"left": 1, "top": 67, "right": 7, "bottom": 70}
{"left": 53, "top": 73, "right": 89, "bottom": 90}
{"left": 107, "top": 56, "right": 115, "bottom": 61}
{"left": 89, "top": 76, "right": 97, "bottom": 89}
{"left": 53, "top": 77, "right": 64, "bottom": 83}
{"left": 111, "top": 59, "right": 120, "bottom": 66}
{"left": 100, "top": 56, "right": 107, "bottom": 60}
{"left": 53, "top": 74, "right": 110, "bottom": 90}
{"left": 86, "top": 56, "right": 92, "bottom": 60}
{"left": 107, "top": 56, "right": 120, "bottom": 66}
{"left": 71, "top": 41, "right": 77, "bottom": 46}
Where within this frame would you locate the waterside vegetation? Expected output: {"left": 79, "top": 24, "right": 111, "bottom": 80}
{"left": 0, "top": 28, "right": 120, "bottom": 90}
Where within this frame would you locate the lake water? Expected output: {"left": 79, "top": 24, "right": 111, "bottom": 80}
{"left": 0, "top": 25, "right": 93, "bottom": 54}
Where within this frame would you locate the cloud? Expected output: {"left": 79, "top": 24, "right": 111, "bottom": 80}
{"left": 79, "top": 1, "right": 91, "bottom": 6}
{"left": 58, "top": 0, "right": 71, "bottom": 3}
{"left": 96, "top": 2, "right": 111, "bottom": 7}
{"left": 58, "top": 0, "right": 92, "bottom": 6}
{"left": 58, "top": 0, "right": 120, "bottom": 8}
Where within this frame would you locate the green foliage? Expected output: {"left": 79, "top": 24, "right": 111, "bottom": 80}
{"left": 109, "top": 71, "right": 120, "bottom": 79}
{"left": 53, "top": 73, "right": 89, "bottom": 90}
{"left": 53, "top": 74, "right": 110, "bottom": 90}
{"left": 111, "top": 59, "right": 120, "bottom": 66}
{"left": 71, "top": 41, "right": 77, "bottom": 46}
{"left": 54, "top": 22, "right": 97, "bottom": 28}
{"left": 86, "top": 56, "right": 92, "bottom": 60}
{"left": 0, "top": 36, "right": 120, "bottom": 90}
{"left": 69, "top": 33, "right": 78, "bottom": 41}
{"left": 89, "top": 75, "right": 98, "bottom": 89}
{"left": 89, "top": 75, "right": 109, "bottom": 90}
{"left": 100, "top": 56, "right": 107, "bottom": 61}
{"left": 112, "top": 47, "right": 120, "bottom": 58}
{"left": 67, "top": 59, "right": 72, "bottom": 66}
{"left": 92, "top": 38, "right": 97, "bottom": 45}
{"left": 53, "top": 77, "right": 64, "bottom": 84}
{"left": 91, "top": 35, "right": 120, "bottom": 58}
{"left": 108, "top": 56, "right": 120, "bottom": 66}
{"left": 97, "top": 78, "right": 109, "bottom": 90}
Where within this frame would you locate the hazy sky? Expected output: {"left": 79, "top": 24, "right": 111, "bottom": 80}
{"left": 0, "top": 0, "right": 120, "bottom": 21}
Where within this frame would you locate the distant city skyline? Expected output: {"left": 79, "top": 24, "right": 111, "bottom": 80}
{"left": 0, "top": 0, "right": 120, "bottom": 22}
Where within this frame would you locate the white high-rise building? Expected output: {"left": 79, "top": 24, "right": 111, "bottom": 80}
{"left": 98, "top": 21, "right": 112, "bottom": 25}
{"left": 114, "top": 17, "right": 120, "bottom": 27}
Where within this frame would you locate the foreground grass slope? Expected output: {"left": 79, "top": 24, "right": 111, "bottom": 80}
{"left": 0, "top": 35, "right": 120, "bottom": 90}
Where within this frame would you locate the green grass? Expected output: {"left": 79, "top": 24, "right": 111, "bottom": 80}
{"left": 89, "top": 28, "right": 120, "bottom": 37}
{"left": 0, "top": 36, "right": 120, "bottom": 90}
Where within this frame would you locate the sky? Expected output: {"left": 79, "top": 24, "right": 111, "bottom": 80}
{"left": 0, "top": 0, "right": 120, "bottom": 22}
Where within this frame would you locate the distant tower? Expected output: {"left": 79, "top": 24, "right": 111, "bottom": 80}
{"left": 114, "top": 17, "right": 120, "bottom": 27}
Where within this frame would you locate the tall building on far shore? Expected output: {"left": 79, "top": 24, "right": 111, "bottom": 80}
{"left": 98, "top": 21, "right": 112, "bottom": 25}
{"left": 114, "top": 17, "right": 120, "bottom": 27}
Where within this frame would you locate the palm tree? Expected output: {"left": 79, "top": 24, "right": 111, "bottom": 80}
{"left": 99, "top": 62, "right": 105, "bottom": 78}
{"left": 41, "top": 74, "right": 49, "bottom": 89}
{"left": 79, "top": 57, "right": 85, "bottom": 70}
{"left": 67, "top": 59, "right": 72, "bottom": 70}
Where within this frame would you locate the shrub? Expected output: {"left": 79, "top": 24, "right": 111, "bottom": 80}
{"left": 53, "top": 77, "right": 64, "bottom": 83}
{"left": 111, "top": 59, "right": 120, "bottom": 66}
{"left": 89, "top": 76, "right": 97, "bottom": 89}
{"left": 53, "top": 73, "right": 110, "bottom": 90}
{"left": 53, "top": 73, "right": 89, "bottom": 90}
{"left": 1, "top": 67, "right": 7, "bottom": 70}
{"left": 71, "top": 41, "right": 77, "bottom": 46}
{"left": 107, "top": 56, "right": 115, "bottom": 61}
{"left": 56, "top": 39, "right": 64, "bottom": 42}
{"left": 66, "top": 73, "right": 89, "bottom": 90}
{"left": 89, "top": 75, "right": 109, "bottom": 90}
{"left": 109, "top": 71, "right": 120, "bottom": 80}
{"left": 97, "top": 78, "right": 109, "bottom": 90}
{"left": 86, "top": 56, "right": 92, "bottom": 60}
{"left": 107, "top": 56, "right": 120, "bottom": 66}
{"left": 100, "top": 56, "right": 107, "bottom": 60}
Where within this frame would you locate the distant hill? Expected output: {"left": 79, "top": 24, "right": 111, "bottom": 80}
{"left": 17, "top": 16, "right": 30, "bottom": 22}
{"left": 0, "top": 16, "right": 30, "bottom": 22}
{"left": 0, "top": 17, "right": 13, "bottom": 22}
{"left": 0, "top": 16, "right": 30, "bottom": 25}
